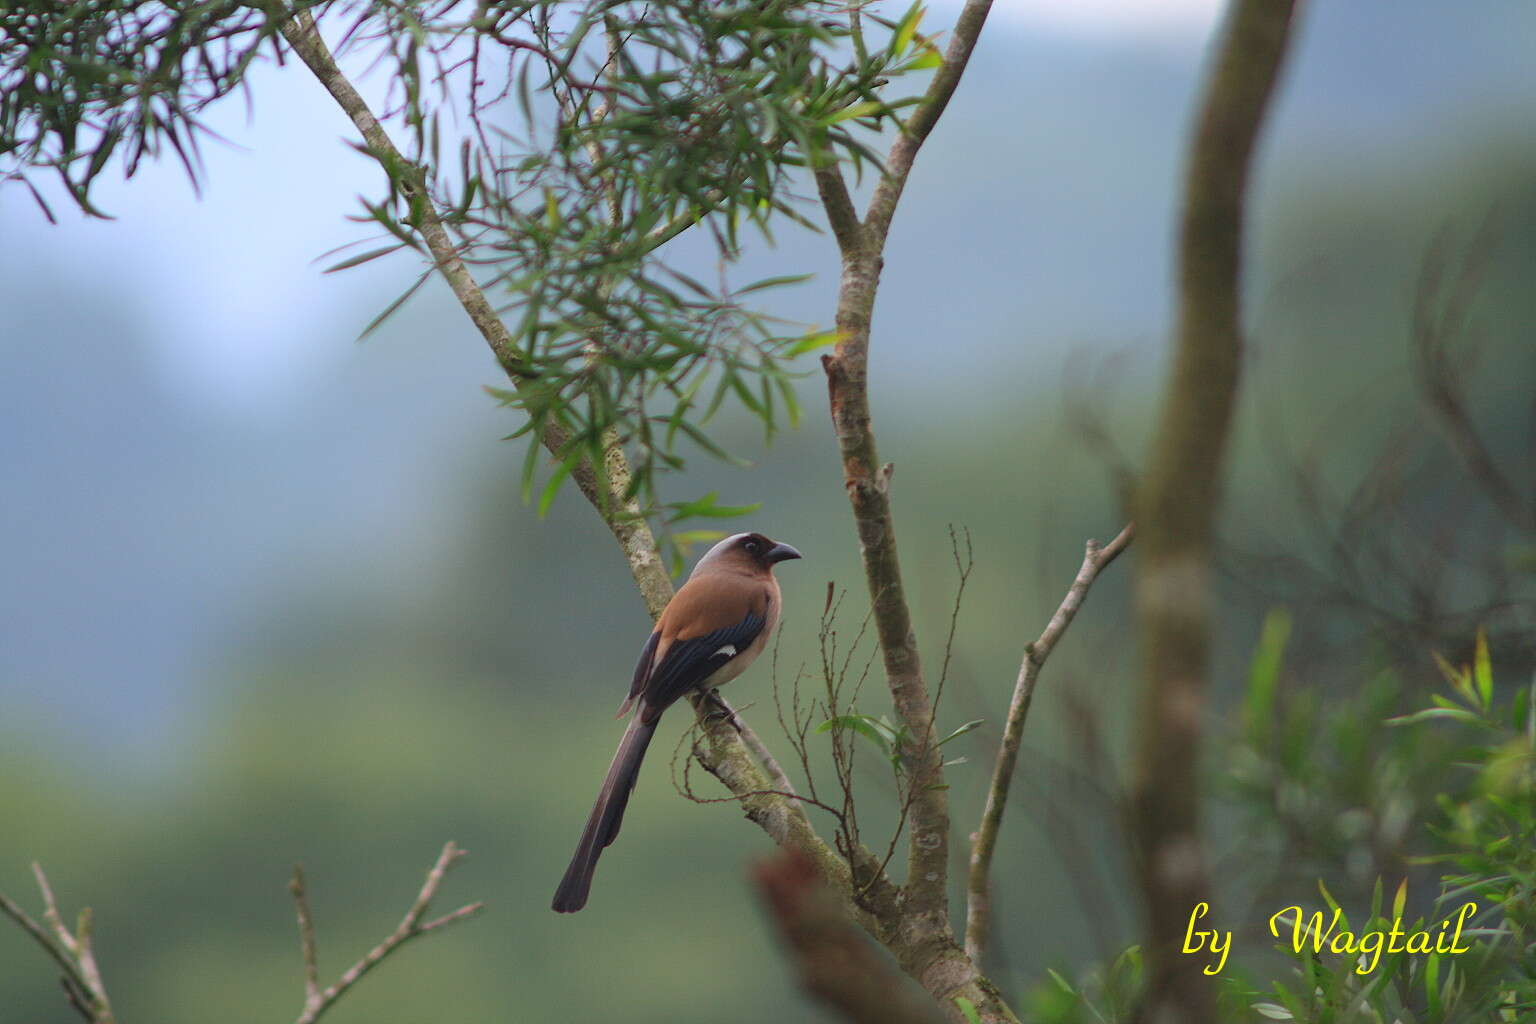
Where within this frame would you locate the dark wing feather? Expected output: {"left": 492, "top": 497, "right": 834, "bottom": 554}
{"left": 638, "top": 612, "right": 765, "bottom": 722}
{"left": 616, "top": 630, "right": 661, "bottom": 716}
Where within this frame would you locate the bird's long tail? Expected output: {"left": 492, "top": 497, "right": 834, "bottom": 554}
{"left": 551, "top": 711, "right": 658, "bottom": 913}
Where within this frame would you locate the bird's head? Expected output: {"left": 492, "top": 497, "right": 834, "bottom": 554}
{"left": 694, "top": 532, "right": 802, "bottom": 576}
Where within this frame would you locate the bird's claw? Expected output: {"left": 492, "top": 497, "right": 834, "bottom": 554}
{"left": 701, "top": 689, "right": 743, "bottom": 733}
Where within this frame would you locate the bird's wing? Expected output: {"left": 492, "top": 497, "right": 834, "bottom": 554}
{"left": 637, "top": 611, "right": 766, "bottom": 722}
{"left": 616, "top": 630, "right": 661, "bottom": 716}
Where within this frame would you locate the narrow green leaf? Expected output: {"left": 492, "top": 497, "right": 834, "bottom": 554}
{"left": 358, "top": 269, "right": 430, "bottom": 340}
{"left": 939, "top": 719, "right": 985, "bottom": 745}
{"left": 817, "top": 714, "right": 892, "bottom": 753}
{"left": 323, "top": 243, "right": 407, "bottom": 274}
{"left": 1385, "top": 707, "right": 1481, "bottom": 727}
{"left": 536, "top": 456, "right": 577, "bottom": 517}
{"left": 737, "top": 273, "right": 814, "bottom": 295}
{"left": 1473, "top": 627, "right": 1493, "bottom": 710}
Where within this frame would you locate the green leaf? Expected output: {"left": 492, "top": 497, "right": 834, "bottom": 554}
{"left": 1473, "top": 627, "right": 1493, "bottom": 710}
{"left": 1253, "top": 1002, "right": 1293, "bottom": 1020}
{"left": 737, "top": 273, "right": 814, "bottom": 295}
{"left": 786, "top": 330, "right": 842, "bottom": 357}
{"left": 817, "top": 714, "right": 892, "bottom": 753}
{"left": 891, "top": 2, "right": 926, "bottom": 55}
{"left": 939, "top": 719, "right": 985, "bottom": 745}
{"left": 358, "top": 268, "right": 430, "bottom": 340}
{"left": 952, "top": 996, "right": 982, "bottom": 1024}
{"left": 1385, "top": 707, "right": 1481, "bottom": 727}
{"left": 323, "top": 243, "right": 407, "bottom": 274}
{"left": 666, "top": 491, "right": 762, "bottom": 521}
{"left": 902, "top": 46, "right": 944, "bottom": 71}
{"left": 824, "top": 100, "right": 883, "bottom": 125}
{"left": 536, "top": 456, "right": 577, "bottom": 517}
{"left": 1244, "top": 608, "right": 1292, "bottom": 740}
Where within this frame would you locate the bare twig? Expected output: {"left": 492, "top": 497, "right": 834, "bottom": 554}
{"left": 1131, "top": 1, "right": 1299, "bottom": 1021}
{"left": 0, "top": 864, "right": 116, "bottom": 1023}
{"left": 292, "top": 842, "right": 484, "bottom": 1024}
{"left": 289, "top": 865, "right": 322, "bottom": 1009}
{"left": 753, "top": 849, "right": 946, "bottom": 1024}
{"left": 1412, "top": 222, "right": 1535, "bottom": 534}
{"left": 965, "top": 524, "right": 1134, "bottom": 964}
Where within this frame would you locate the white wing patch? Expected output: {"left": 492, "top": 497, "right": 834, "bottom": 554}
{"left": 714, "top": 644, "right": 738, "bottom": 657}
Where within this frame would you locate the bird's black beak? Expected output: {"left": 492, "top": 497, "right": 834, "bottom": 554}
{"left": 765, "top": 542, "right": 802, "bottom": 564}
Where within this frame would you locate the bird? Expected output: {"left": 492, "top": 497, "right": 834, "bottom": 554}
{"left": 551, "top": 531, "right": 802, "bottom": 913}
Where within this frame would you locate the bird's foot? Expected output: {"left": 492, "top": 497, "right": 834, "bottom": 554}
{"left": 701, "top": 689, "right": 743, "bottom": 733}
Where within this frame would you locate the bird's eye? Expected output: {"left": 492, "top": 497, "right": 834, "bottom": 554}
{"left": 744, "top": 539, "right": 762, "bottom": 555}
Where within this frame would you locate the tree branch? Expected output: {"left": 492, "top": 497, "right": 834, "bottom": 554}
{"left": 1131, "top": 2, "right": 1299, "bottom": 1021}
{"left": 812, "top": 2, "right": 1004, "bottom": 1019}
{"left": 865, "top": 0, "right": 995, "bottom": 243}
{"left": 275, "top": 6, "right": 835, "bottom": 882}
{"left": 966, "top": 523, "right": 1133, "bottom": 964}
{"left": 276, "top": 6, "right": 675, "bottom": 617}
{"left": 292, "top": 842, "right": 484, "bottom": 1024}
{"left": 0, "top": 864, "right": 114, "bottom": 1024}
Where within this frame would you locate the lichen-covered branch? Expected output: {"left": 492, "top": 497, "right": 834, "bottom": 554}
{"left": 275, "top": 7, "right": 674, "bottom": 616}
{"left": 967, "top": 524, "right": 1133, "bottom": 965}
{"left": 1131, "top": 2, "right": 1299, "bottom": 1021}
{"left": 275, "top": 0, "right": 832, "bottom": 894}
{"left": 817, "top": 0, "right": 995, "bottom": 949}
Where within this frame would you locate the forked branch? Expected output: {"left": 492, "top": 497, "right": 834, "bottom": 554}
{"left": 965, "top": 524, "right": 1134, "bottom": 964}
{"left": 0, "top": 864, "right": 116, "bottom": 1024}
{"left": 290, "top": 842, "right": 483, "bottom": 1024}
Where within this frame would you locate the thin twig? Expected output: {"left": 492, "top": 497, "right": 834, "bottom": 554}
{"left": 0, "top": 864, "right": 117, "bottom": 1023}
{"left": 965, "top": 523, "right": 1133, "bottom": 964}
{"left": 293, "top": 842, "right": 484, "bottom": 1024}
{"left": 289, "top": 865, "right": 322, "bottom": 1009}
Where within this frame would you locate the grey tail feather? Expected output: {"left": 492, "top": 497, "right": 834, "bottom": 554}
{"left": 551, "top": 713, "right": 657, "bottom": 913}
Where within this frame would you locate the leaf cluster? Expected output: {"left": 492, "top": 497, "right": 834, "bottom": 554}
{"left": 1241, "top": 630, "right": 1536, "bottom": 1022}
{"left": 0, "top": 0, "right": 293, "bottom": 219}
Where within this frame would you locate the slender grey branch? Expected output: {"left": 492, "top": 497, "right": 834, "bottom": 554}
{"left": 864, "top": 0, "right": 995, "bottom": 243}
{"left": 813, "top": 0, "right": 1011, "bottom": 1018}
{"left": 814, "top": 164, "right": 863, "bottom": 253}
{"left": 275, "top": 6, "right": 676, "bottom": 617}
{"left": 722, "top": 693, "right": 806, "bottom": 807}
{"left": 276, "top": 3, "right": 844, "bottom": 894}
{"left": 293, "top": 842, "right": 484, "bottom": 1024}
{"left": 0, "top": 864, "right": 117, "bottom": 1024}
{"left": 965, "top": 523, "right": 1134, "bottom": 964}
{"left": 289, "top": 865, "right": 322, "bottom": 1008}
